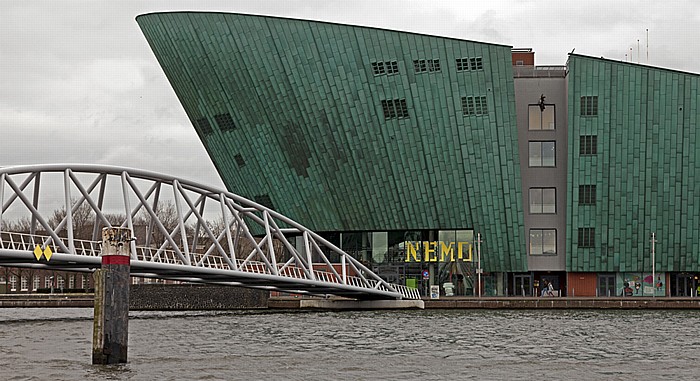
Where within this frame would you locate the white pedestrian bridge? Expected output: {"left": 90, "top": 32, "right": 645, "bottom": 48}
{"left": 0, "top": 164, "right": 419, "bottom": 300}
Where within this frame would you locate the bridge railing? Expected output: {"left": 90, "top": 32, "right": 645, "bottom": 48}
{"left": 0, "top": 230, "right": 420, "bottom": 299}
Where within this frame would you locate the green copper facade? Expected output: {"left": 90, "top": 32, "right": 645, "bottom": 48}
{"left": 137, "top": 13, "right": 527, "bottom": 272}
{"left": 567, "top": 55, "right": 700, "bottom": 272}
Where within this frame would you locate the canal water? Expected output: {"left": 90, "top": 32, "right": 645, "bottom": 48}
{"left": 0, "top": 308, "right": 698, "bottom": 380}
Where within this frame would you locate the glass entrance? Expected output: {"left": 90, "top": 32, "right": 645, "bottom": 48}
{"left": 513, "top": 274, "right": 532, "bottom": 296}
{"left": 674, "top": 274, "right": 694, "bottom": 296}
{"left": 598, "top": 274, "right": 616, "bottom": 297}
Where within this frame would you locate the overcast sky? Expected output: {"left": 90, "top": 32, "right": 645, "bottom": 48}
{"left": 1, "top": 0, "right": 698, "bottom": 191}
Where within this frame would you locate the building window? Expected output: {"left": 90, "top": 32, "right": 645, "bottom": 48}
{"left": 372, "top": 60, "right": 398, "bottom": 76}
{"left": 578, "top": 228, "right": 595, "bottom": 248}
{"left": 470, "top": 57, "right": 483, "bottom": 70}
{"left": 579, "top": 185, "right": 596, "bottom": 205}
{"left": 580, "top": 135, "right": 597, "bottom": 155}
{"left": 516, "top": 60, "right": 524, "bottom": 66}
{"left": 381, "top": 99, "right": 409, "bottom": 120}
{"left": 529, "top": 188, "right": 556, "bottom": 214}
{"left": 33, "top": 275, "right": 40, "bottom": 291}
{"left": 214, "top": 113, "right": 236, "bottom": 131}
{"left": 461, "top": 96, "right": 488, "bottom": 116}
{"left": 196, "top": 118, "right": 213, "bottom": 135}
{"left": 82, "top": 275, "right": 89, "bottom": 289}
{"left": 234, "top": 154, "right": 246, "bottom": 168}
{"left": 45, "top": 276, "right": 51, "bottom": 288}
{"left": 528, "top": 105, "right": 555, "bottom": 130}
{"left": 456, "top": 57, "right": 470, "bottom": 71}
{"left": 530, "top": 229, "right": 556, "bottom": 255}
{"left": 20, "top": 276, "right": 28, "bottom": 291}
{"left": 580, "top": 96, "right": 598, "bottom": 116}
{"left": 413, "top": 59, "right": 440, "bottom": 73}
{"left": 69, "top": 275, "right": 75, "bottom": 289}
{"left": 57, "top": 275, "right": 65, "bottom": 289}
{"left": 10, "top": 275, "right": 17, "bottom": 291}
{"left": 529, "top": 141, "right": 556, "bottom": 167}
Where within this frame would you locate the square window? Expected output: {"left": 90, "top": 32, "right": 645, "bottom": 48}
{"left": 470, "top": 57, "right": 483, "bottom": 70}
{"left": 530, "top": 229, "right": 556, "bottom": 255}
{"left": 529, "top": 141, "right": 556, "bottom": 167}
{"left": 387, "top": 61, "right": 399, "bottom": 75}
{"left": 429, "top": 59, "right": 440, "bottom": 72}
{"left": 528, "top": 105, "right": 555, "bottom": 130}
{"left": 214, "top": 113, "right": 236, "bottom": 132}
{"left": 580, "top": 96, "right": 598, "bottom": 116}
{"left": 530, "top": 188, "right": 556, "bottom": 214}
{"left": 196, "top": 118, "right": 213, "bottom": 135}
{"left": 456, "top": 58, "right": 469, "bottom": 72}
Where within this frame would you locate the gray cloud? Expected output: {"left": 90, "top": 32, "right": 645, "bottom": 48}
{"left": 1, "top": 0, "right": 698, "bottom": 202}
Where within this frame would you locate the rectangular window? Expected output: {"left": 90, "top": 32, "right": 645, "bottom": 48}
{"left": 529, "top": 188, "right": 556, "bottom": 214}
{"left": 578, "top": 228, "right": 595, "bottom": 248}
{"left": 470, "top": 57, "right": 483, "bottom": 70}
{"left": 69, "top": 275, "right": 75, "bottom": 289}
{"left": 530, "top": 229, "right": 556, "bottom": 255}
{"left": 57, "top": 275, "right": 65, "bottom": 289}
{"left": 32, "top": 275, "right": 40, "bottom": 291}
{"left": 580, "top": 96, "right": 598, "bottom": 116}
{"left": 45, "top": 276, "right": 51, "bottom": 288}
{"left": 461, "top": 96, "right": 488, "bottom": 116}
{"left": 10, "top": 275, "right": 17, "bottom": 291}
{"left": 82, "top": 275, "right": 88, "bottom": 289}
{"left": 195, "top": 118, "right": 213, "bottom": 135}
{"left": 214, "top": 113, "right": 237, "bottom": 131}
{"left": 20, "top": 276, "right": 28, "bottom": 291}
{"left": 371, "top": 61, "right": 385, "bottom": 76}
{"left": 456, "top": 57, "right": 469, "bottom": 72}
{"left": 528, "top": 141, "right": 556, "bottom": 167}
{"left": 428, "top": 59, "right": 440, "bottom": 72}
{"left": 580, "top": 135, "right": 597, "bottom": 155}
{"left": 579, "top": 185, "right": 596, "bottom": 205}
{"left": 528, "top": 105, "right": 555, "bottom": 130}
{"left": 234, "top": 154, "right": 246, "bottom": 168}
{"left": 381, "top": 99, "right": 409, "bottom": 120}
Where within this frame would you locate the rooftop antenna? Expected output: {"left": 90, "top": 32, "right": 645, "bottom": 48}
{"left": 637, "top": 39, "right": 640, "bottom": 64}
{"left": 646, "top": 29, "right": 649, "bottom": 63}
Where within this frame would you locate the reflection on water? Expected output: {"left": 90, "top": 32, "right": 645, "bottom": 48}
{"left": 0, "top": 308, "right": 698, "bottom": 380}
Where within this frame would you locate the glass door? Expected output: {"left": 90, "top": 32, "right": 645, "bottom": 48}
{"left": 514, "top": 274, "right": 532, "bottom": 296}
{"left": 597, "top": 274, "right": 616, "bottom": 297}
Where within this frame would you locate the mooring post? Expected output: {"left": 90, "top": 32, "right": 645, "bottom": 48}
{"left": 92, "top": 227, "right": 132, "bottom": 365}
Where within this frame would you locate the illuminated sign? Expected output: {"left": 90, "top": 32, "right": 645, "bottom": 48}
{"left": 404, "top": 241, "right": 473, "bottom": 262}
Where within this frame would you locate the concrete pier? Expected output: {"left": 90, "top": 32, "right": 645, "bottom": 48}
{"left": 92, "top": 227, "right": 132, "bottom": 365}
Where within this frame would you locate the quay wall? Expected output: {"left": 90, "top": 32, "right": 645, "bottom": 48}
{"left": 0, "top": 284, "right": 268, "bottom": 310}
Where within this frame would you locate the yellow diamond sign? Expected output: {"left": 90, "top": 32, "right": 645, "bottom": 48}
{"left": 44, "top": 246, "right": 53, "bottom": 261}
{"left": 34, "top": 245, "right": 43, "bottom": 260}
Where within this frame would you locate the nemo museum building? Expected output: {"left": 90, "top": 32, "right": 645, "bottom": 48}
{"left": 137, "top": 12, "right": 700, "bottom": 298}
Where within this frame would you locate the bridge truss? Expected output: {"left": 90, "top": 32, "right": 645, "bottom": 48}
{"left": 0, "top": 164, "right": 419, "bottom": 300}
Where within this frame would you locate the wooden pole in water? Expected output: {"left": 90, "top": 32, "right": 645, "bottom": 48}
{"left": 92, "top": 227, "right": 132, "bottom": 364}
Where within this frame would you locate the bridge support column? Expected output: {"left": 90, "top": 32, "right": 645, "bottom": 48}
{"left": 92, "top": 227, "right": 132, "bottom": 365}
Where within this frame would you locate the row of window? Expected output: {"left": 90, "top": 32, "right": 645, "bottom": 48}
{"left": 528, "top": 185, "right": 596, "bottom": 214}
{"left": 4, "top": 275, "right": 88, "bottom": 291}
{"left": 527, "top": 136, "right": 597, "bottom": 167}
{"left": 413, "top": 59, "right": 441, "bottom": 73}
{"left": 372, "top": 57, "right": 484, "bottom": 76}
{"left": 372, "top": 60, "right": 400, "bottom": 76}
{"left": 529, "top": 227, "right": 595, "bottom": 255}
{"left": 382, "top": 96, "right": 488, "bottom": 120}
{"left": 196, "top": 113, "right": 237, "bottom": 135}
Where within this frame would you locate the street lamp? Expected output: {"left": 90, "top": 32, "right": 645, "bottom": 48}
{"left": 651, "top": 232, "right": 656, "bottom": 297}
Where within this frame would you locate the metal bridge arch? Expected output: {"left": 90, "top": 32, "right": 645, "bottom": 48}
{"left": 0, "top": 164, "right": 419, "bottom": 300}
